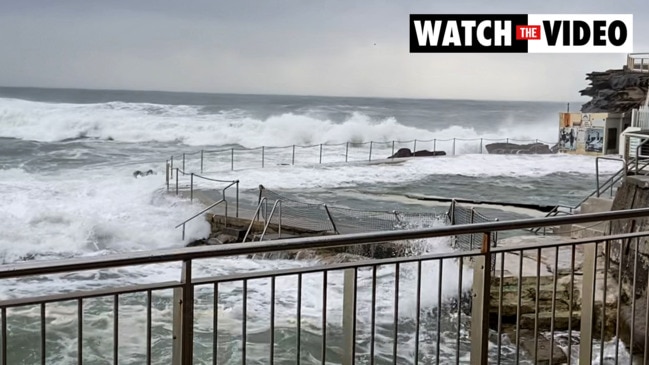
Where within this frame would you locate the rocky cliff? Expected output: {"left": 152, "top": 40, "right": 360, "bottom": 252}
{"left": 580, "top": 69, "right": 649, "bottom": 113}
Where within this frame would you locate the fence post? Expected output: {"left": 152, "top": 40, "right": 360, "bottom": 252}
{"left": 175, "top": 169, "right": 179, "bottom": 195}
{"left": 170, "top": 156, "right": 174, "bottom": 178}
{"left": 345, "top": 142, "right": 349, "bottom": 162}
{"left": 342, "top": 268, "right": 356, "bottom": 365}
{"left": 190, "top": 173, "right": 194, "bottom": 203}
{"left": 470, "top": 208, "right": 475, "bottom": 249}
{"left": 579, "top": 241, "right": 597, "bottom": 364}
{"left": 292, "top": 145, "right": 296, "bottom": 165}
{"left": 166, "top": 161, "right": 170, "bottom": 192}
{"left": 433, "top": 139, "right": 436, "bottom": 153}
{"left": 236, "top": 181, "right": 240, "bottom": 218}
{"left": 200, "top": 150, "right": 204, "bottom": 173}
{"left": 181, "top": 260, "right": 194, "bottom": 365}
{"left": 319, "top": 144, "right": 323, "bottom": 164}
{"left": 369, "top": 141, "right": 373, "bottom": 161}
{"left": 413, "top": 139, "right": 417, "bottom": 152}
{"left": 231, "top": 148, "right": 234, "bottom": 171}
{"left": 470, "top": 233, "right": 491, "bottom": 365}
{"left": 480, "top": 138, "right": 483, "bottom": 154}
{"left": 506, "top": 138, "right": 509, "bottom": 148}
{"left": 453, "top": 138, "right": 456, "bottom": 156}
{"left": 171, "top": 287, "right": 182, "bottom": 365}
{"left": 262, "top": 146, "right": 265, "bottom": 168}
{"left": 182, "top": 153, "right": 186, "bottom": 172}
{"left": 391, "top": 140, "right": 395, "bottom": 157}
{"left": 323, "top": 204, "right": 339, "bottom": 234}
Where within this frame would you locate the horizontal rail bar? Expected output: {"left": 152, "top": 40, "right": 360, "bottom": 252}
{"left": 193, "top": 230, "right": 649, "bottom": 285}
{"left": 175, "top": 199, "right": 225, "bottom": 228}
{"left": 0, "top": 281, "right": 180, "bottom": 308}
{"left": 2, "top": 207, "right": 649, "bottom": 279}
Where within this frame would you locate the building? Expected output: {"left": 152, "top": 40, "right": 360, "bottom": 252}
{"left": 559, "top": 53, "right": 649, "bottom": 157}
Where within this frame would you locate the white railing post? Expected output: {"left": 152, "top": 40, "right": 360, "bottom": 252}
{"left": 579, "top": 242, "right": 597, "bottom": 364}
{"left": 470, "top": 233, "right": 491, "bottom": 365}
{"left": 342, "top": 268, "right": 356, "bottom": 365}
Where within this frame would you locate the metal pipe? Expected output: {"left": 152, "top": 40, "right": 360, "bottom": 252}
{"left": 321, "top": 272, "right": 328, "bottom": 365}
{"left": 319, "top": 144, "right": 323, "bottom": 164}
{"left": 175, "top": 169, "right": 179, "bottom": 195}
{"left": 345, "top": 142, "right": 348, "bottom": 162}
{"left": 231, "top": 148, "right": 234, "bottom": 171}
{"left": 292, "top": 145, "right": 295, "bottom": 165}
{"left": 262, "top": 146, "right": 265, "bottom": 168}
{"left": 182, "top": 153, "right": 185, "bottom": 171}
{"left": 368, "top": 141, "right": 373, "bottom": 161}
{"left": 236, "top": 181, "right": 240, "bottom": 218}
{"left": 480, "top": 138, "right": 483, "bottom": 154}
{"left": 453, "top": 138, "right": 456, "bottom": 155}
{"left": 413, "top": 139, "right": 417, "bottom": 152}
{"left": 114, "top": 294, "right": 119, "bottom": 364}
{"left": 392, "top": 263, "right": 400, "bottom": 364}
{"left": 40, "top": 303, "right": 46, "bottom": 365}
{"left": 190, "top": 173, "right": 194, "bottom": 203}
{"left": 323, "top": 204, "right": 339, "bottom": 234}
{"left": 391, "top": 140, "right": 395, "bottom": 157}
{"left": 200, "top": 150, "right": 204, "bottom": 173}
{"left": 6, "top": 209, "right": 649, "bottom": 279}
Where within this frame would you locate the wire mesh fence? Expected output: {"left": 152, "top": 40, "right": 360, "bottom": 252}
{"left": 168, "top": 138, "right": 558, "bottom": 173}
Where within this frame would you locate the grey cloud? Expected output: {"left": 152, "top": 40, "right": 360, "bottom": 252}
{"left": 0, "top": 0, "right": 647, "bottom": 101}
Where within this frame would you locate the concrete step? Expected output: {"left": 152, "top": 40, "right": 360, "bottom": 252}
{"left": 571, "top": 224, "right": 609, "bottom": 239}
{"left": 579, "top": 196, "right": 613, "bottom": 214}
{"left": 252, "top": 233, "right": 299, "bottom": 241}
{"left": 221, "top": 227, "right": 248, "bottom": 241}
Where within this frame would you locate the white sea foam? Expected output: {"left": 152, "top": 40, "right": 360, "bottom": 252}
{"left": 188, "top": 153, "right": 623, "bottom": 191}
{"left": 0, "top": 166, "right": 209, "bottom": 264}
{"left": 0, "top": 97, "right": 560, "bottom": 146}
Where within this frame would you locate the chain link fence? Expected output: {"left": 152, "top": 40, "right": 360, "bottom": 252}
{"left": 446, "top": 200, "right": 499, "bottom": 272}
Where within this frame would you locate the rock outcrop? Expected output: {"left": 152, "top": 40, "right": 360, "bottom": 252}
{"left": 580, "top": 69, "right": 649, "bottom": 113}
{"left": 388, "top": 148, "right": 446, "bottom": 159}
{"left": 485, "top": 142, "right": 556, "bottom": 154}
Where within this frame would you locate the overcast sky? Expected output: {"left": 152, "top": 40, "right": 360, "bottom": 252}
{"left": 0, "top": 0, "right": 647, "bottom": 101}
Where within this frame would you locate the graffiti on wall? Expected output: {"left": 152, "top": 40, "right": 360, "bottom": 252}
{"left": 559, "top": 113, "right": 607, "bottom": 154}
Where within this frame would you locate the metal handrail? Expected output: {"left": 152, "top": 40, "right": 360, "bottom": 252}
{"left": 175, "top": 199, "right": 227, "bottom": 240}
{"left": 242, "top": 197, "right": 267, "bottom": 243}
{"left": 4, "top": 207, "right": 649, "bottom": 279}
{"left": 636, "top": 139, "right": 649, "bottom": 174}
{"left": 258, "top": 200, "right": 282, "bottom": 241}
{"left": 596, "top": 156, "right": 626, "bottom": 197}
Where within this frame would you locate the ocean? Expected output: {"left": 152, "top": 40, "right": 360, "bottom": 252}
{"left": 0, "top": 87, "right": 625, "bottom": 364}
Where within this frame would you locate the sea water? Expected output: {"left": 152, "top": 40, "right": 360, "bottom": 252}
{"left": 0, "top": 87, "right": 627, "bottom": 363}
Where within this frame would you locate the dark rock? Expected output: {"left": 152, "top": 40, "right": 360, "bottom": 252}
{"left": 619, "top": 298, "right": 648, "bottom": 353}
{"left": 186, "top": 238, "right": 209, "bottom": 247}
{"left": 485, "top": 142, "right": 554, "bottom": 154}
{"left": 388, "top": 148, "right": 446, "bottom": 159}
{"left": 215, "top": 234, "right": 238, "bottom": 244}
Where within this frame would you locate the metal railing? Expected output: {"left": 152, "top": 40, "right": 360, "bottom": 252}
{"left": 4, "top": 208, "right": 649, "bottom": 364}
{"left": 175, "top": 199, "right": 227, "bottom": 240}
{"left": 242, "top": 197, "right": 268, "bottom": 243}
{"left": 259, "top": 200, "right": 282, "bottom": 242}
{"left": 166, "top": 138, "right": 557, "bottom": 173}
{"left": 627, "top": 52, "right": 649, "bottom": 72}
{"left": 169, "top": 168, "right": 240, "bottom": 239}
